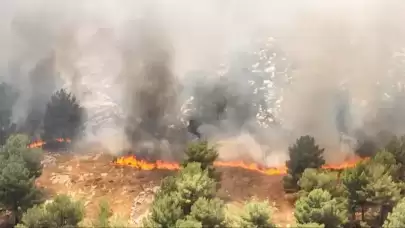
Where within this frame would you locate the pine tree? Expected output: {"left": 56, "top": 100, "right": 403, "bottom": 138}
{"left": 298, "top": 168, "right": 343, "bottom": 198}
{"left": 341, "top": 161, "right": 368, "bottom": 222}
{"left": 0, "top": 134, "right": 44, "bottom": 224}
{"left": 188, "top": 197, "right": 227, "bottom": 228}
{"left": 238, "top": 199, "right": 276, "bottom": 228}
{"left": 0, "top": 161, "right": 43, "bottom": 223}
{"left": 371, "top": 150, "right": 400, "bottom": 180}
{"left": 44, "top": 195, "right": 85, "bottom": 227}
{"left": 182, "top": 141, "right": 221, "bottom": 184}
{"left": 142, "top": 192, "right": 183, "bottom": 228}
{"left": 295, "top": 189, "right": 348, "bottom": 228}
{"left": 384, "top": 136, "right": 405, "bottom": 180}
{"left": 383, "top": 198, "right": 405, "bottom": 228}
{"left": 1, "top": 134, "right": 43, "bottom": 178}
{"left": 144, "top": 142, "right": 223, "bottom": 227}
{"left": 364, "top": 162, "right": 401, "bottom": 226}
{"left": 42, "top": 88, "right": 85, "bottom": 144}
{"left": 16, "top": 194, "right": 84, "bottom": 228}
{"left": 176, "top": 162, "right": 217, "bottom": 214}
{"left": 284, "top": 136, "right": 325, "bottom": 193}
{"left": 296, "top": 223, "right": 325, "bottom": 228}
{"left": 14, "top": 204, "right": 56, "bottom": 228}
{"left": 175, "top": 217, "right": 202, "bottom": 228}
{"left": 155, "top": 175, "right": 177, "bottom": 199}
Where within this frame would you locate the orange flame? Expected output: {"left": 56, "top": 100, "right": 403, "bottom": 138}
{"left": 28, "top": 138, "right": 72, "bottom": 149}
{"left": 114, "top": 155, "right": 366, "bottom": 176}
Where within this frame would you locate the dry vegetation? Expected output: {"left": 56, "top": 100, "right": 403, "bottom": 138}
{"left": 36, "top": 151, "right": 294, "bottom": 226}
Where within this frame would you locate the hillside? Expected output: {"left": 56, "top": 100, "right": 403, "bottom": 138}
{"left": 36, "top": 151, "right": 294, "bottom": 226}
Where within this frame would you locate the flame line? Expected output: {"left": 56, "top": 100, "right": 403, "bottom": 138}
{"left": 113, "top": 155, "right": 367, "bottom": 176}
{"left": 28, "top": 138, "right": 72, "bottom": 149}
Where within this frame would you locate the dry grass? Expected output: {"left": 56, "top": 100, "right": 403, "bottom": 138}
{"left": 37, "top": 151, "right": 294, "bottom": 226}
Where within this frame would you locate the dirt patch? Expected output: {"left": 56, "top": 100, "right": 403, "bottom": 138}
{"left": 218, "top": 167, "right": 294, "bottom": 226}
{"left": 37, "top": 152, "right": 170, "bottom": 220}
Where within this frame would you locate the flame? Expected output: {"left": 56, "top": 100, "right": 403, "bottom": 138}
{"left": 114, "top": 155, "right": 366, "bottom": 176}
{"left": 28, "top": 138, "right": 72, "bottom": 149}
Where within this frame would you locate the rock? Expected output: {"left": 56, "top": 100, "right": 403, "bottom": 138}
{"left": 92, "top": 153, "right": 102, "bottom": 161}
{"left": 130, "top": 185, "right": 159, "bottom": 224}
{"left": 66, "top": 166, "right": 73, "bottom": 171}
{"left": 41, "top": 155, "right": 57, "bottom": 166}
{"left": 101, "top": 173, "right": 108, "bottom": 177}
{"left": 94, "top": 177, "right": 102, "bottom": 182}
{"left": 50, "top": 174, "right": 71, "bottom": 186}
{"left": 152, "top": 186, "right": 160, "bottom": 193}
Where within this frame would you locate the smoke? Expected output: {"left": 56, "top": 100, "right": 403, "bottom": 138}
{"left": 1, "top": 0, "right": 405, "bottom": 164}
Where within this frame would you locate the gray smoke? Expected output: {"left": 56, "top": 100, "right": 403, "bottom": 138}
{"left": 1, "top": 0, "right": 405, "bottom": 165}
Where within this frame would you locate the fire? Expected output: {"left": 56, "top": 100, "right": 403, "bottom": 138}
{"left": 114, "top": 155, "right": 366, "bottom": 176}
{"left": 28, "top": 138, "right": 72, "bottom": 149}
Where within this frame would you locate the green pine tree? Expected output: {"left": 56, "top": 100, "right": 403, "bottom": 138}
{"left": 384, "top": 136, "right": 405, "bottom": 180}
{"left": 364, "top": 162, "right": 401, "bottom": 226}
{"left": 16, "top": 194, "right": 84, "bottom": 228}
{"left": 295, "top": 189, "right": 348, "bottom": 228}
{"left": 14, "top": 204, "right": 56, "bottom": 228}
{"left": 176, "top": 162, "right": 217, "bottom": 214}
{"left": 0, "top": 160, "right": 43, "bottom": 223}
{"left": 1, "top": 134, "right": 43, "bottom": 178}
{"left": 283, "top": 136, "right": 325, "bottom": 193}
{"left": 371, "top": 150, "right": 401, "bottom": 180}
{"left": 44, "top": 195, "right": 85, "bottom": 227}
{"left": 175, "top": 217, "right": 202, "bottom": 228}
{"left": 238, "top": 199, "right": 276, "bottom": 228}
{"left": 42, "top": 89, "right": 85, "bottom": 143}
{"left": 182, "top": 141, "right": 221, "bottom": 184}
{"left": 383, "top": 198, "right": 405, "bottom": 228}
{"left": 296, "top": 223, "right": 325, "bottom": 228}
{"left": 189, "top": 197, "right": 227, "bottom": 228}
{"left": 341, "top": 161, "right": 369, "bottom": 222}
{"left": 142, "top": 192, "right": 184, "bottom": 228}
{"left": 298, "top": 168, "right": 344, "bottom": 198}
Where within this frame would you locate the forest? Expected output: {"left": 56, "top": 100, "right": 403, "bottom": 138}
{"left": 0, "top": 79, "right": 405, "bottom": 227}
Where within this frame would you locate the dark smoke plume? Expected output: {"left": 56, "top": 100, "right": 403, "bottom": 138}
{"left": 1, "top": 0, "right": 405, "bottom": 166}
{"left": 120, "top": 16, "right": 186, "bottom": 160}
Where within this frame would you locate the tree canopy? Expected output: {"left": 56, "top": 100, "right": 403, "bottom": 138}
{"left": 42, "top": 88, "right": 85, "bottom": 143}
{"left": 283, "top": 135, "right": 325, "bottom": 193}
{"left": 16, "top": 194, "right": 84, "bottom": 228}
{"left": 0, "top": 134, "right": 44, "bottom": 224}
{"left": 294, "top": 189, "right": 348, "bottom": 228}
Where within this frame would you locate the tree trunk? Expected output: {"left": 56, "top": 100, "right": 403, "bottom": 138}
{"left": 361, "top": 205, "right": 365, "bottom": 221}
{"left": 351, "top": 211, "right": 356, "bottom": 222}
{"left": 380, "top": 204, "right": 392, "bottom": 226}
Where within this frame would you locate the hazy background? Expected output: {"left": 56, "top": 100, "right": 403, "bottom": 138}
{"left": 1, "top": 0, "right": 405, "bottom": 165}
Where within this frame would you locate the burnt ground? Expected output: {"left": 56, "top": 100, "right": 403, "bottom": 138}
{"left": 36, "top": 151, "right": 294, "bottom": 226}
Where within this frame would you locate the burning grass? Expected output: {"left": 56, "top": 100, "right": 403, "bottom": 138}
{"left": 113, "top": 154, "right": 367, "bottom": 176}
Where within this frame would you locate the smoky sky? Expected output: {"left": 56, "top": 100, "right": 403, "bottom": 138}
{"left": 1, "top": 0, "right": 405, "bottom": 164}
